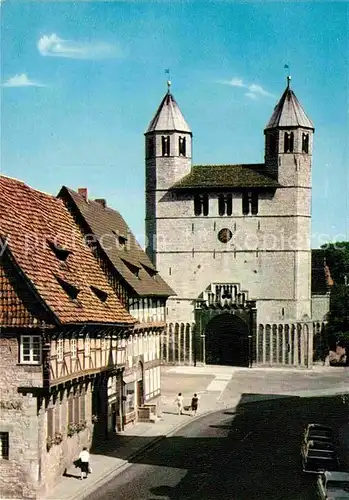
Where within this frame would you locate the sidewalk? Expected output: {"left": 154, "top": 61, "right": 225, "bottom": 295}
{"left": 44, "top": 397, "right": 222, "bottom": 500}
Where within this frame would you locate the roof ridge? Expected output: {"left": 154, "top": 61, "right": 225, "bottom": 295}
{"left": 0, "top": 174, "right": 56, "bottom": 200}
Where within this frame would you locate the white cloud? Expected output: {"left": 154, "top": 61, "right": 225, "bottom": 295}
{"left": 2, "top": 73, "right": 45, "bottom": 88}
{"left": 219, "top": 76, "right": 275, "bottom": 100}
{"left": 37, "top": 33, "right": 120, "bottom": 59}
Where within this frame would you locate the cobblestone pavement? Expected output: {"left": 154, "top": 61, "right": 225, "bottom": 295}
{"left": 44, "top": 365, "right": 349, "bottom": 500}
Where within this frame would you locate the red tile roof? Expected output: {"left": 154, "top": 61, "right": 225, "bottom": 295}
{"left": 59, "top": 187, "right": 174, "bottom": 298}
{"left": 0, "top": 176, "right": 135, "bottom": 326}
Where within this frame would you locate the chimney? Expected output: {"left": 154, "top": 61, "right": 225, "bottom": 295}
{"left": 78, "top": 188, "right": 88, "bottom": 201}
{"left": 95, "top": 198, "right": 107, "bottom": 209}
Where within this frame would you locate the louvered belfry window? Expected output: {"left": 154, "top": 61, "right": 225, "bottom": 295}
{"left": 161, "top": 136, "right": 170, "bottom": 156}
{"left": 179, "top": 136, "right": 186, "bottom": 156}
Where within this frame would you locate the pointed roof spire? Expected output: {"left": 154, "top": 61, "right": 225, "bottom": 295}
{"left": 265, "top": 79, "right": 314, "bottom": 130}
{"left": 146, "top": 84, "right": 191, "bottom": 134}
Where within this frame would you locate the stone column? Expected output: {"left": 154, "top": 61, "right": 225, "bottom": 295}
{"left": 282, "top": 326, "right": 286, "bottom": 365}
{"left": 189, "top": 325, "right": 193, "bottom": 365}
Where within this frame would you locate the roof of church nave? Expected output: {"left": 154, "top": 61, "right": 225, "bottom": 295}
{"left": 172, "top": 164, "right": 280, "bottom": 190}
{"left": 265, "top": 82, "right": 314, "bottom": 131}
{"left": 146, "top": 90, "right": 191, "bottom": 134}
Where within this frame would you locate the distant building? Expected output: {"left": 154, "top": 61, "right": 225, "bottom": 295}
{"left": 59, "top": 186, "right": 174, "bottom": 425}
{"left": 145, "top": 79, "right": 330, "bottom": 367}
{"left": 0, "top": 175, "right": 135, "bottom": 498}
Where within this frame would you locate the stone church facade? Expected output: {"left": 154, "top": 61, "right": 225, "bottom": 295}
{"left": 145, "top": 79, "right": 329, "bottom": 367}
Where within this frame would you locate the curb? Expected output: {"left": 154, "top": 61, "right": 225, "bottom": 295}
{"left": 69, "top": 407, "right": 217, "bottom": 500}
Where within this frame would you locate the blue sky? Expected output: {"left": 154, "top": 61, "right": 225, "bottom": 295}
{"left": 1, "top": 1, "right": 348, "bottom": 248}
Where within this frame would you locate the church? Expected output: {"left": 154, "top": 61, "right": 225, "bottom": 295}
{"left": 144, "top": 78, "right": 330, "bottom": 368}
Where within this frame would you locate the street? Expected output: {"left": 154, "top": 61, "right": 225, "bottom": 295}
{"left": 85, "top": 393, "right": 348, "bottom": 500}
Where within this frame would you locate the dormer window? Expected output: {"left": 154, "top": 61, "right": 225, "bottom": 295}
{"left": 56, "top": 276, "right": 80, "bottom": 301}
{"left": 112, "top": 230, "right": 127, "bottom": 250}
{"left": 146, "top": 136, "right": 155, "bottom": 159}
{"left": 284, "top": 132, "right": 294, "bottom": 153}
{"left": 161, "top": 136, "right": 170, "bottom": 156}
{"left": 142, "top": 264, "right": 157, "bottom": 278}
{"left": 122, "top": 258, "right": 140, "bottom": 279}
{"left": 302, "top": 133, "right": 309, "bottom": 153}
{"left": 90, "top": 286, "right": 108, "bottom": 303}
{"left": 48, "top": 241, "right": 72, "bottom": 262}
{"left": 179, "top": 136, "right": 186, "bottom": 156}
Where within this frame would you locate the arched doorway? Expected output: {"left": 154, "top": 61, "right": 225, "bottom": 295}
{"left": 205, "top": 313, "right": 250, "bottom": 366}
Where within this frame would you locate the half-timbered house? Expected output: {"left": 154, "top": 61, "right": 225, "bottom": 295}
{"left": 0, "top": 176, "right": 135, "bottom": 499}
{"left": 58, "top": 187, "right": 174, "bottom": 426}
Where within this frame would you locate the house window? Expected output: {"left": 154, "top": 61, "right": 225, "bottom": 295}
{"left": 302, "top": 133, "right": 309, "bottom": 153}
{"left": 57, "top": 337, "right": 64, "bottom": 363}
{"left": 71, "top": 338, "right": 77, "bottom": 359}
{"left": 179, "top": 136, "right": 186, "bottom": 156}
{"left": 161, "top": 135, "right": 170, "bottom": 156}
{"left": 194, "top": 195, "right": 202, "bottom": 216}
{"left": 0, "top": 433, "right": 9, "bottom": 460}
{"left": 146, "top": 136, "right": 155, "bottom": 158}
{"left": 202, "top": 193, "right": 209, "bottom": 216}
{"left": 20, "top": 335, "right": 41, "bottom": 364}
{"left": 284, "top": 132, "right": 294, "bottom": 153}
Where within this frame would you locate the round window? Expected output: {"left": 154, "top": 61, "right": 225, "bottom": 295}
{"left": 218, "top": 228, "right": 232, "bottom": 243}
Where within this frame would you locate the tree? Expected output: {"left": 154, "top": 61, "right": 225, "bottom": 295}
{"left": 321, "top": 242, "right": 349, "bottom": 353}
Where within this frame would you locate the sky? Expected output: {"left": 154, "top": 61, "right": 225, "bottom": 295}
{"left": 1, "top": 1, "right": 348, "bottom": 249}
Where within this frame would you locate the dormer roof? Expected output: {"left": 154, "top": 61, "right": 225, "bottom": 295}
{"left": 146, "top": 91, "right": 191, "bottom": 134}
{"left": 265, "top": 85, "right": 314, "bottom": 131}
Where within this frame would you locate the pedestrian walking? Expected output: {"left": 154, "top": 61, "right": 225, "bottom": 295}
{"left": 175, "top": 392, "right": 184, "bottom": 415}
{"left": 78, "top": 447, "right": 90, "bottom": 480}
{"left": 191, "top": 393, "right": 199, "bottom": 416}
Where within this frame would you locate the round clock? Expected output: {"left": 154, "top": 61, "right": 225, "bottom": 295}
{"left": 218, "top": 228, "right": 232, "bottom": 243}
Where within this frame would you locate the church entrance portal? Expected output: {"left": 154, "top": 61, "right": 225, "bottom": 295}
{"left": 205, "top": 313, "right": 250, "bottom": 367}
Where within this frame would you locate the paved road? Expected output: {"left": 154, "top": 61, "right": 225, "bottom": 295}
{"left": 85, "top": 394, "right": 348, "bottom": 500}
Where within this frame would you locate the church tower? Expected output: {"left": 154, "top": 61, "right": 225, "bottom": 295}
{"left": 145, "top": 83, "right": 192, "bottom": 265}
{"left": 264, "top": 76, "right": 315, "bottom": 320}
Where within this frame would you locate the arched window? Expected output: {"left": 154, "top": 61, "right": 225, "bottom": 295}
{"left": 202, "top": 193, "right": 209, "bottom": 216}
{"left": 289, "top": 132, "right": 294, "bottom": 152}
{"left": 302, "top": 133, "right": 309, "bottom": 153}
{"left": 146, "top": 136, "right": 155, "bottom": 158}
{"left": 218, "top": 194, "right": 225, "bottom": 216}
{"left": 194, "top": 195, "right": 202, "bottom": 216}
{"left": 179, "top": 136, "right": 186, "bottom": 156}
{"left": 242, "top": 192, "right": 250, "bottom": 215}
{"left": 251, "top": 192, "right": 258, "bottom": 215}
{"left": 161, "top": 136, "right": 170, "bottom": 156}
{"left": 267, "top": 133, "right": 277, "bottom": 155}
{"left": 226, "top": 194, "right": 233, "bottom": 216}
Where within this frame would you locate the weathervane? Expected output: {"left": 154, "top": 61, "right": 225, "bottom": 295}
{"left": 284, "top": 63, "right": 291, "bottom": 88}
{"left": 165, "top": 68, "right": 171, "bottom": 92}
